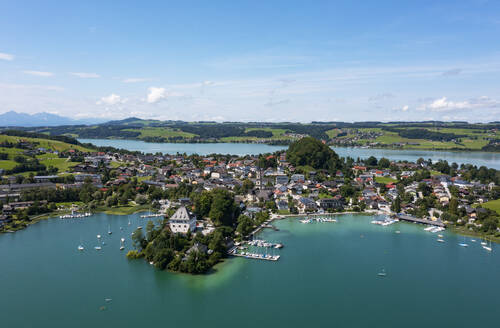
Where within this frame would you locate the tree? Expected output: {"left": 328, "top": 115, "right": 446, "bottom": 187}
{"left": 146, "top": 220, "right": 155, "bottom": 241}
{"left": 106, "top": 195, "right": 118, "bottom": 207}
{"left": 195, "top": 191, "right": 213, "bottom": 218}
{"left": 391, "top": 197, "right": 401, "bottom": 213}
{"left": 131, "top": 228, "right": 146, "bottom": 250}
{"left": 208, "top": 189, "right": 237, "bottom": 226}
{"left": 365, "top": 156, "right": 378, "bottom": 166}
{"left": 135, "top": 194, "right": 147, "bottom": 205}
{"left": 448, "top": 198, "right": 458, "bottom": 216}
{"left": 417, "top": 182, "right": 431, "bottom": 197}
{"left": 378, "top": 157, "right": 390, "bottom": 168}
{"left": 242, "top": 179, "right": 254, "bottom": 192}
{"left": 236, "top": 215, "right": 254, "bottom": 236}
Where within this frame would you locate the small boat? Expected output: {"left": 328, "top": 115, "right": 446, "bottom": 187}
{"left": 120, "top": 245, "right": 125, "bottom": 250}
{"left": 137, "top": 226, "right": 143, "bottom": 229}
{"left": 438, "top": 234, "right": 443, "bottom": 238}
{"left": 437, "top": 239, "right": 445, "bottom": 243}
{"left": 128, "top": 219, "right": 131, "bottom": 226}
{"left": 377, "top": 269, "right": 387, "bottom": 277}
{"left": 77, "top": 245, "right": 84, "bottom": 251}
{"left": 481, "top": 241, "right": 487, "bottom": 246}
{"left": 482, "top": 238, "right": 492, "bottom": 252}
{"left": 471, "top": 239, "right": 476, "bottom": 242}
{"left": 94, "top": 246, "right": 102, "bottom": 250}
{"left": 459, "top": 243, "right": 469, "bottom": 247}
{"left": 97, "top": 234, "right": 101, "bottom": 239}
{"left": 105, "top": 298, "right": 112, "bottom": 302}
{"left": 395, "top": 230, "right": 401, "bottom": 234}
{"left": 120, "top": 238, "right": 125, "bottom": 242}
{"left": 108, "top": 225, "right": 112, "bottom": 235}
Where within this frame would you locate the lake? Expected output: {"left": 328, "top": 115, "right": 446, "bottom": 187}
{"left": 1, "top": 213, "right": 498, "bottom": 328}
{"left": 78, "top": 138, "right": 500, "bottom": 169}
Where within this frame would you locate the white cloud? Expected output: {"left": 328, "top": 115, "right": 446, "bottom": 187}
{"left": 123, "top": 78, "right": 150, "bottom": 83}
{"left": 0, "top": 52, "right": 14, "bottom": 61}
{"left": 96, "top": 93, "right": 126, "bottom": 105}
{"left": 401, "top": 105, "right": 409, "bottom": 112}
{"left": 23, "top": 70, "right": 54, "bottom": 77}
{"left": 146, "top": 87, "right": 167, "bottom": 103}
{"left": 429, "top": 97, "right": 469, "bottom": 111}
{"left": 70, "top": 72, "right": 100, "bottom": 78}
{"left": 418, "top": 96, "right": 500, "bottom": 112}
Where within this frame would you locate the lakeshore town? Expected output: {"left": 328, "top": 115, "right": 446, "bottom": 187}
{"left": 1, "top": 136, "right": 499, "bottom": 272}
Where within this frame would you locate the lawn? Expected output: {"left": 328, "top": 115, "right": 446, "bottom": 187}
{"left": 0, "top": 135, "right": 94, "bottom": 152}
{"left": 375, "top": 176, "right": 397, "bottom": 184}
{"left": 125, "top": 127, "right": 197, "bottom": 139}
{"left": 38, "top": 157, "right": 79, "bottom": 173}
{"left": 353, "top": 127, "right": 491, "bottom": 150}
{"left": 0, "top": 160, "right": 17, "bottom": 170}
{"left": 325, "top": 128, "right": 343, "bottom": 138}
{"left": 479, "top": 199, "right": 500, "bottom": 215}
{"left": 95, "top": 204, "right": 150, "bottom": 215}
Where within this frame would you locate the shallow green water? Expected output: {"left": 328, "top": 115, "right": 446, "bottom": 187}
{"left": 1, "top": 213, "right": 498, "bottom": 328}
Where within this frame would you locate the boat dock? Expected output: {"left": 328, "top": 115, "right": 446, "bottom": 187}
{"left": 247, "top": 239, "right": 283, "bottom": 249}
{"left": 140, "top": 213, "right": 164, "bottom": 218}
{"left": 300, "top": 217, "right": 337, "bottom": 223}
{"left": 371, "top": 218, "right": 398, "bottom": 226}
{"left": 396, "top": 214, "right": 445, "bottom": 227}
{"left": 60, "top": 212, "right": 92, "bottom": 219}
{"left": 228, "top": 247, "right": 280, "bottom": 261}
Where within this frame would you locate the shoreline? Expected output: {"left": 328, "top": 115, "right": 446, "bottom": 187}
{"left": 78, "top": 137, "right": 500, "bottom": 153}
{"left": 0, "top": 205, "right": 152, "bottom": 233}
{"left": 3, "top": 207, "right": 498, "bottom": 245}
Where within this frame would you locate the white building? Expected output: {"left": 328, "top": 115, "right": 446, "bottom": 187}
{"left": 169, "top": 206, "right": 196, "bottom": 234}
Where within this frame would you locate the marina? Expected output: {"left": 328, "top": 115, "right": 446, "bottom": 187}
{"left": 59, "top": 212, "right": 93, "bottom": 219}
{"left": 300, "top": 216, "right": 338, "bottom": 224}
{"left": 140, "top": 213, "right": 164, "bottom": 218}
{"left": 371, "top": 218, "right": 398, "bottom": 226}
{"left": 228, "top": 248, "right": 280, "bottom": 261}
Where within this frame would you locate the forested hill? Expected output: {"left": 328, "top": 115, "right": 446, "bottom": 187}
{"left": 287, "top": 137, "right": 343, "bottom": 172}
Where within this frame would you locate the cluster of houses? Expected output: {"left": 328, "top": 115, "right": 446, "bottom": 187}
{"left": 1, "top": 146, "right": 498, "bottom": 232}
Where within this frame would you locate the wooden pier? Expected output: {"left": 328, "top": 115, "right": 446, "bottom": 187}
{"left": 228, "top": 247, "right": 280, "bottom": 261}
{"left": 396, "top": 214, "right": 445, "bottom": 227}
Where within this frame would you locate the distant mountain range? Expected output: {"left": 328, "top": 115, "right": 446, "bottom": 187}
{"left": 0, "top": 111, "right": 107, "bottom": 127}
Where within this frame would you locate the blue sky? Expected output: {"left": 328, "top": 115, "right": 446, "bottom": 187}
{"left": 1, "top": 0, "right": 500, "bottom": 122}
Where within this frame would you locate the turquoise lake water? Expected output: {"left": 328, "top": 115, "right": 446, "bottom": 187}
{"left": 1, "top": 213, "right": 498, "bottom": 328}
{"left": 78, "top": 139, "right": 500, "bottom": 169}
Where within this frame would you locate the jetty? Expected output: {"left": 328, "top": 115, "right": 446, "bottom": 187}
{"left": 60, "top": 212, "right": 92, "bottom": 219}
{"left": 371, "top": 218, "right": 398, "bottom": 226}
{"left": 300, "top": 216, "right": 337, "bottom": 223}
{"left": 228, "top": 247, "right": 280, "bottom": 261}
{"left": 247, "top": 239, "right": 283, "bottom": 249}
{"left": 396, "top": 214, "right": 445, "bottom": 227}
{"left": 140, "top": 213, "right": 163, "bottom": 218}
